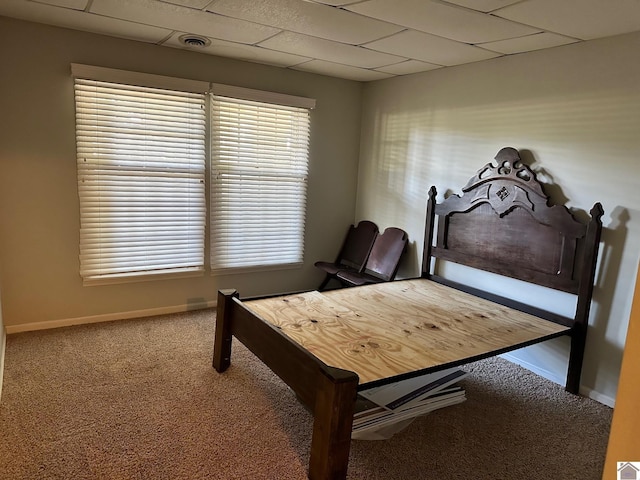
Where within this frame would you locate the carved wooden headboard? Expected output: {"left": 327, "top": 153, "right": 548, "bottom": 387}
{"left": 422, "top": 147, "right": 603, "bottom": 296}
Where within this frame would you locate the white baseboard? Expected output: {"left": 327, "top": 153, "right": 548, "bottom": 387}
{"left": 4, "top": 287, "right": 311, "bottom": 335}
{"left": 4, "top": 286, "right": 314, "bottom": 335}
{"left": 500, "top": 353, "right": 566, "bottom": 385}
{"left": 500, "top": 353, "right": 615, "bottom": 408}
{"left": 5, "top": 301, "right": 217, "bottom": 335}
{"left": 580, "top": 386, "right": 616, "bottom": 408}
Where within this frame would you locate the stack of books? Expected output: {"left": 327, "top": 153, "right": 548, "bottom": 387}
{"left": 352, "top": 367, "right": 468, "bottom": 440}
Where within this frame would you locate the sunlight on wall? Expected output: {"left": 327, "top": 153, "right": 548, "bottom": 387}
{"left": 357, "top": 45, "right": 640, "bottom": 401}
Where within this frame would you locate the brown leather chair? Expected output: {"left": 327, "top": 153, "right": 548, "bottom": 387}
{"left": 314, "top": 220, "right": 378, "bottom": 290}
{"left": 336, "top": 227, "right": 408, "bottom": 287}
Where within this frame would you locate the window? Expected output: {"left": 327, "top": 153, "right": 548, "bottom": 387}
{"left": 73, "top": 65, "right": 207, "bottom": 284}
{"left": 209, "top": 88, "right": 314, "bottom": 271}
{"left": 72, "top": 65, "right": 315, "bottom": 282}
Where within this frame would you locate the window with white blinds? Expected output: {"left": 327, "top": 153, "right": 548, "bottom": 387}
{"left": 74, "top": 77, "right": 206, "bottom": 283}
{"left": 210, "top": 95, "right": 311, "bottom": 271}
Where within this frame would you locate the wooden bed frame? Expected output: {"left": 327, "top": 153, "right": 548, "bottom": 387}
{"left": 212, "top": 147, "right": 603, "bottom": 480}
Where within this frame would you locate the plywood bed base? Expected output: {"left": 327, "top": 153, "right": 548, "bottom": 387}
{"left": 212, "top": 147, "right": 603, "bottom": 480}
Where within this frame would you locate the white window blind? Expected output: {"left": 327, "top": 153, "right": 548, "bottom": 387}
{"left": 210, "top": 95, "right": 311, "bottom": 271}
{"left": 74, "top": 78, "right": 206, "bottom": 283}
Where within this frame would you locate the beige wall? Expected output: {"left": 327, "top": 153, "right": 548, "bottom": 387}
{"left": 0, "top": 17, "right": 363, "bottom": 329}
{"left": 357, "top": 32, "right": 640, "bottom": 403}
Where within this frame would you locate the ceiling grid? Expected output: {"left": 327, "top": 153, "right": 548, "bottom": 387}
{"left": 1, "top": 0, "right": 639, "bottom": 81}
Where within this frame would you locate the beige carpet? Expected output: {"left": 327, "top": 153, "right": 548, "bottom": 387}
{"left": 0, "top": 309, "right": 612, "bottom": 479}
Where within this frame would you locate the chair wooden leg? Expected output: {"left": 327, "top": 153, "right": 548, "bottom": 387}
{"left": 318, "top": 274, "right": 332, "bottom": 291}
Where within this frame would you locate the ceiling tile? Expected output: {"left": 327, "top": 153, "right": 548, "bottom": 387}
{"left": 495, "top": 0, "right": 640, "bottom": 40}
{"left": 35, "top": 0, "right": 88, "bottom": 9}
{"left": 163, "top": 32, "right": 311, "bottom": 67}
{"left": 206, "top": 0, "right": 403, "bottom": 45}
{"left": 2, "top": 0, "right": 640, "bottom": 82}
{"left": 347, "top": 0, "right": 540, "bottom": 44}
{"left": 292, "top": 60, "right": 393, "bottom": 82}
{"left": 89, "top": 0, "right": 280, "bottom": 44}
{"left": 441, "top": 0, "right": 521, "bottom": 13}
{"left": 364, "top": 30, "right": 501, "bottom": 66}
{"left": 259, "top": 31, "right": 407, "bottom": 69}
{"left": 0, "top": 0, "right": 171, "bottom": 42}
{"left": 479, "top": 32, "right": 578, "bottom": 54}
{"left": 309, "top": 1, "right": 364, "bottom": 6}
{"left": 374, "top": 60, "right": 442, "bottom": 75}
{"left": 159, "top": 0, "right": 213, "bottom": 9}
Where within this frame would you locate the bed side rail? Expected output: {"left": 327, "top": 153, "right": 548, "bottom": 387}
{"left": 426, "top": 274, "right": 574, "bottom": 328}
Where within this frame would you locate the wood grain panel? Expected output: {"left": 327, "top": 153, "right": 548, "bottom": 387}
{"left": 244, "top": 279, "right": 569, "bottom": 386}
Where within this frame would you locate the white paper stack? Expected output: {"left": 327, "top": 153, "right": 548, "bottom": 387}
{"left": 352, "top": 367, "right": 468, "bottom": 440}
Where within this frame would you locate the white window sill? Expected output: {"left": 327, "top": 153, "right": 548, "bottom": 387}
{"left": 83, "top": 267, "right": 204, "bottom": 286}
{"left": 210, "top": 262, "right": 303, "bottom": 276}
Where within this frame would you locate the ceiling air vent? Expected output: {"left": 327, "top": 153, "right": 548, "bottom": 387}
{"left": 179, "top": 34, "right": 211, "bottom": 48}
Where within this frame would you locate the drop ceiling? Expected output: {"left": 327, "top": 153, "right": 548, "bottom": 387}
{"left": 1, "top": 0, "right": 640, "bottom": 82}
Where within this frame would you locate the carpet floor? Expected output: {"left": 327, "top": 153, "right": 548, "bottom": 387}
{"left": 0, "top": 309, "right": 612, "bottom": 479}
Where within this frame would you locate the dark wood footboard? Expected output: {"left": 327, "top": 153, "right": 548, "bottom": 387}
{"left": 213, "top": 289, "right": 359, "bottom": 480}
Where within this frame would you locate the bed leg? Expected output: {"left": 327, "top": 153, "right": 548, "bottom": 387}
{"left": 213, "top": 289, "right": 238, "bottom": 373}
{"left": 566, "top": 203, "right": 602, "bottom": 394}
{"left": 309, "top": 367, "right": 358, "bottom": 480}
{"left": 566, "top": 323, "right": 587, "bottom": 394}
